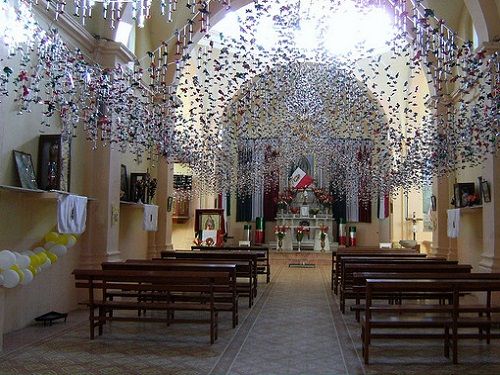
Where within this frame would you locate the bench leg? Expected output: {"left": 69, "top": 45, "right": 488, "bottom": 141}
{"left": 89, "top": 308, "right": 95, "bottom": 340}
{"left": 444, "top": 326, "right": 450, "bottom": 358}
{"left": 453, "top": 324, "right": 458, "bottom": 364}
{"left": 363, "top": 325, "right": 370, "bottom": 364}
{"left": 98, "top": 307, "right": 104, "bottom": 336}
{"left": 232, "top": 304, "right": 238, "bottom": 328}
{"left": 210, "top": 310, "right": 218, "bottom": 344}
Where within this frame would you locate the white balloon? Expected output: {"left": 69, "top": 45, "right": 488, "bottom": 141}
{"left": 66, "top": 236, "right": 77, "bottom": 249}
{"left": 20, "top": 269, "right": 33, "bottom": 285}
{"left": 15, "top": 253, "right": 30, "bottom": 269}
{"left": 22, "top": 250, "right": 35, "bottom": 257}
{"left": 43, "top": 242, "right": 55, "bottom": 250}
{"left": 0, "top": 250, "right": 16, "bottom": 270}
{"left": 40, "top": 258, "right": 52, "bottom": 270}
{"left": 32, "top": 247, "right": 45, "bottom": 254}
{"left": 50, "top": 244, "right": 67, "bottom": 257}
{"left": 2, "top": 269, "right": 20, "bottom": 288}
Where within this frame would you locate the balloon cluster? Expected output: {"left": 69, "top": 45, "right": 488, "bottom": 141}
{"left": 0, "top": 232, "right": 77, "bottom": 289}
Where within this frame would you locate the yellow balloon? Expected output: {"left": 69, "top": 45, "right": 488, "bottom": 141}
{"left": 37, "top": 252, "right": 48, "bottom": 265}
{"left": 46, "top": 252, "right": 58, "bottom": 264}
{"left": 29, "top": 255, "right": 39, "bottom": 267}
{"left": 56, "top": 235, "right": 69, "bottom": 245}
{"left": 28, "top": 265, "right": 37, "bottom": 275}
{"left": 10, "top": 264, "right": 20, "bottom": 272}
{"left": 44, "top": 232, "right": 59, "bottom": 243}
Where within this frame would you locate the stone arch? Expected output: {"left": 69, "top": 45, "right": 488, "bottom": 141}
{"left": 464, "top": 0, "right": 500, "bottom": 43}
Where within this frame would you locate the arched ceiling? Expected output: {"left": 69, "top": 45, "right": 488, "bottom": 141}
{"left": 167, "top": 0, "right": 496, "bottom": 197}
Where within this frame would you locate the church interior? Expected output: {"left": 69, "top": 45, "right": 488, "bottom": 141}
{"left": 0, "top": 0, "right": 499, "bottom": 373}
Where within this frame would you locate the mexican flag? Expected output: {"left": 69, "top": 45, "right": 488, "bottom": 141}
{"left": 290, "top": 167, "right": 314, "bottom": 189}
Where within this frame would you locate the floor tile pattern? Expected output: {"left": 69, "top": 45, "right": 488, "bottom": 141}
{"left": 1, "top": 256, "right": 500, "bottom": 374}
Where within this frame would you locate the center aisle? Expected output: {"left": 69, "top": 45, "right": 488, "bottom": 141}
{"left": 211, "top": 261, "right": 365, "bottom": 375}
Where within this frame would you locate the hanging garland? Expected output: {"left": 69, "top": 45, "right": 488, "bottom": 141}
{"left": 0, "top": 232, "right": 77, "bottom": 288}
{"left": 0, "top": 0, "right": 498, "bottom": 199}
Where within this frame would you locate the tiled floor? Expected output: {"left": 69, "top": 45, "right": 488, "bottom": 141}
{"left": 1, "top": 257, "right": 500, "bottom": 374}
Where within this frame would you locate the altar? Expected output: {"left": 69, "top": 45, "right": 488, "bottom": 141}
{"left": 275, "top": 212, "right": 336, "bottom": 251}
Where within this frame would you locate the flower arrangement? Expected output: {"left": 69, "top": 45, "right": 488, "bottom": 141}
{"left": 275, "top": 189, "right": 296, "bottom": 209}
{"left": 313, "top": 188, "right": 334, "bottom": 210}
{"left": 465, "top": 193, "right": 480, "bottom": 206}
{"left": 289, "top": 206, "right": 300, "bottom": 215}
{"left": 319, "top": 224, "right": 329, "bottom": 241}
{"left": 274, "top": 225, "right": 289, "bottom": 239}
{"left": 295, "top": 225, "right": 310, "bottom": 242}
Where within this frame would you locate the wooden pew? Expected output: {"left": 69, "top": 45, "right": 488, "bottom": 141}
{"left": 101, "top": 261, "right": 239, "bottom": 327}
{"left": 161, "top": 251, "right": 259, "bottom": 307}
{"left": 73, "top": 269, "right": 231, "bottom": 344}
{"left": 362, "top": 278, "right": 500, "bottom": 364}
{"left": 192, "top": 245, "right": 271, "bottom": 283}
{"left": 339, "top": 261, "right": 470, "bottom": 313}
{"left": 332, "top": 248, "right": 422, "bottom": 293}
{"left": 350, "top": 271, "right": 488, "bottom": 321}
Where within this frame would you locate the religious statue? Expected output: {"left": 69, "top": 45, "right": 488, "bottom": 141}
{"left": 204, "top": 215, "right": 215, "bottom": 230}
{"left": 46, "top": 142, "right": 59, "bottom": 190}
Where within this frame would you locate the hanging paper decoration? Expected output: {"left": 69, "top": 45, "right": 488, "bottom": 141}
{"left": 0, "top": 0, "right": 497, "bottom": 203}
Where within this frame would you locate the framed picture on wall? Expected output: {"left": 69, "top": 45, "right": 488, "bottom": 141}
{"left": 430, "top": 195, "right": 437, "bottom": 211}
{"left": 453, "top": 183, "right": 475, "bottom": 208}
{"left": 481, "top": 181, "right": 491, "bottom": 203}
{"left": 130, "top": 172, "right": 148, "bottom": 203}
{"left": 120, "top": 165, "right": 129, "bottom": 201}
{"left": 13, "top": 150, "right": 38, "bottom": 190}
{"left": 37, "top": 135, "right": 71, "bottom": 191}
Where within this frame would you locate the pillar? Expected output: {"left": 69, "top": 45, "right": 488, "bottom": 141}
{"left": 80, "top": 39, "right": 136, "bottom": 267}
{"left": 147, "top": 157, "right": 174, "bottom": 257}
{"left": 478, "top": 152, "right": 500, "bottom": 272}
{"left": 430, "top": 175, "right": 455, "bottom": 258}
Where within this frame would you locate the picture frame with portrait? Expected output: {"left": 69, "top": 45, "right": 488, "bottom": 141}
{"left": 481, "top": 181, "right": 491, "bottom": 203}
{"left": 453, "top": 183, "right": 475, "bottom": 208}
{"left": 13, "top": 150, "right": 38, "bottom": 190}
{"left": 130, "top": 172, "right": 148, "bottom": 203}
{"left": 37, "top": 135, "right": 71, "bottom": 191}
{"left": 120, "top": 164, "right": 129, "bottom": 201}
{"left": 195, "top": 208, "right": 225, "bottom": 246}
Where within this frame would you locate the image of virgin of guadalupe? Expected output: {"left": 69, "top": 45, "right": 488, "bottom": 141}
{"left": 204, "top": 215, "right": 216, "bottom": 230}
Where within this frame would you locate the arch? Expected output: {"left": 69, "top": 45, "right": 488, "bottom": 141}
{"left": 464, "top": 0, "right": 500, "bottom": 43}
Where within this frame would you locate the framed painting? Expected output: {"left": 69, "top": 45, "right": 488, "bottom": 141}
{"left": 37, "top": 135, "right": 71, "bottom": 191}
{"left": 453, "top": 183, "right": 475, "bottom": 208}
{"left": 120, "top": 164, "right": 129, "bottom": 201}
{"left": 481, "top": 181, "right": 491, "bottom": 203}
{"left": 194, "top": 208, "right": 225, "bottom": 246}
{"left": 13, "top": 150, "right": 38, "bottom": 190}
{"left": 130, "top": 172, "right": 148, "bottom": 203}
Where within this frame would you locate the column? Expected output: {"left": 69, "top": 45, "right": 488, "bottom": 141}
{"left": 147, "top": 157, "right": 174, "bottom": 257}
{"left": 430, "top": 175, "right": 454, "bottom": 258}
{"left": 478, "top": 42, "right": 499, "bottom": 272}
{"left": 80, "top": 39, "right": 135, "bottom": 267}
{"left": 478, "top": 152, "right": 500, "bottom": 272}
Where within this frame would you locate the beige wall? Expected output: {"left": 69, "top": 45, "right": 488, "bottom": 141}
{"left": 0, "top": 4, "right": 152, "bottom": 347}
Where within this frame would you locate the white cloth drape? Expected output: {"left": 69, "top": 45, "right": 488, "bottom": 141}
{"left": 57, "top": 194, "right": 87, "bottom": 234}
{"left": 447, "top": 209, "right": 460, "bottom": 238}
{"left": 143, "top": 204, "right": 158, "bottom": 231}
